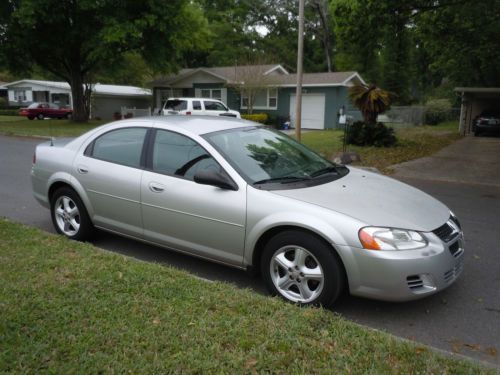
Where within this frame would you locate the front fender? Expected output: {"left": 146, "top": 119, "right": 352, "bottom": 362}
{"left": 244, "top": 212, "right": 348, "bottom": 266}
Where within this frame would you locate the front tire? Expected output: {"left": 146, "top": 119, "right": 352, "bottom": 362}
{"left": 37, "top": 113, "right": 44, "bottom": 120}
{"left": 261, "top": 230, "right": 345, "bottom": 307}
{"left": 50, "top": 187, "right": 93, "bottom": 241}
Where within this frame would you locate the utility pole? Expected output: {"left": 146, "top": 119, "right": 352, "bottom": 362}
{"left": 295, "top": 0, "right": 304, "bottom": 141}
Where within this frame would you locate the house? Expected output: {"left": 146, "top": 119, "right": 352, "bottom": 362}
{"left": 0, "top": 82, "right": 7, "bottom": 103}
{"left": 150, "top": 64, "right": 366, "bottom": 129}
{"left": 4, "top": 80, "right": 152, "bottom": 119}
{"left": 454, "top": 87, "right": 500, "bottom": 134}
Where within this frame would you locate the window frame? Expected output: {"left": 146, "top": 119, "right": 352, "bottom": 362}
{"left": 240, "top": 88, "right": 278, "bottom": 110}
{"left": 84, "top": 126, "right": 151, "bottom": 169}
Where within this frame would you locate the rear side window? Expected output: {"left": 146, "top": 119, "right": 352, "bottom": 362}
{"left": 165, "top": 100, "right": 187, "bottom": 111}
{"left": 204, "top": 101, "right": 227, "bottom": 111}
{"left": 193, "top": 100, "right": 201, "bottom": 110}
{"left": 90, "top": 128, "right": 147, "bottom": 168}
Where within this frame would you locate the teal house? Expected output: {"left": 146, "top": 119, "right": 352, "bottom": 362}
{"left": 150, "top": 64, "right": 365, "bottom": 129}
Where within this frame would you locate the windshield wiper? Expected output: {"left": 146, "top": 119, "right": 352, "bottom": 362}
{"left": 310, "top": 166, "right": 340, "bottom": 178}
{"left": 253, "top": 176, "right": 310, "bottom": 185}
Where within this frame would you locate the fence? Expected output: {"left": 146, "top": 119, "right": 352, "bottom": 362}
{"left": 120, "top": 107, "right": 151, "bottom": 118}
{"left": 377, "top": 106, "right": 460, "bottom": 127}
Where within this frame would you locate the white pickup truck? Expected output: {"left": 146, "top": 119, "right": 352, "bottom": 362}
{"left": 162, "top": 97, "right": 241, "bottom": 118}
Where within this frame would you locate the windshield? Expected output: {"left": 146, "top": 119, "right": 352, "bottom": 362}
{"left": 205, "top": 127, "right": 348, "bottom": 187}
{"left": 28, "top": 103, "right": 40, "bottom": 108}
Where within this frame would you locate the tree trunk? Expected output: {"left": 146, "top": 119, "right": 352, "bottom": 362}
{"left": 313, "top": 0, "right": 334, "bottom": 72}
{"left": 69, "top": 70, "right": 89, "bottom": 122}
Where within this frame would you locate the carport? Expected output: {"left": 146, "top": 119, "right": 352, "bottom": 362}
{"left": 455, "top": 87, "right": 500, "bottom": 135}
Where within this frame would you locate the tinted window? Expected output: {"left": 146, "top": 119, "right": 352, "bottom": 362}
{"left": 91, "top": 128, "right": 147, "bottom": 168}
{"left": 193, "top": 100, "right": 201, "bottom": 110}
{"left": 165, "top": 100, "right": 187, "bottom": 111}
{"left": 49, "top": 103, "right": 59, "bottom": 109}
{"left": 152, "top": 130, "right": 221, "bottom": 180}
{"left": 204, "top": 101, "right": 227, "bottom": 111}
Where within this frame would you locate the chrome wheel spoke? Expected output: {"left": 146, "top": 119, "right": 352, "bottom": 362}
{"left": 298, "top": 282, "right": 313, "bottom": 300}
{"left": 62, "top": 197, "right": 71, "bottom": 212}
{"left": 277, "top": 275, "right": 295, "bottom": 290}
{"left": 294, "top": 247, "right": 308, "bottom": 268}
{"left": 274, "top": 252, "right": 294, "bottom": 270}
{"left": 301, "top": 266, "right": 323, "bottom": 281}
{"left": 68, "top": 206, "right": 79, "bottom": 218}
{"left": 69, "top": 218, "right": 80, "bottom": 231}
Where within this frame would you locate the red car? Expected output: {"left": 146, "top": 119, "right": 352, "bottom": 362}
{"left": 19, "top": 102, "right": 73, "bottom": 120}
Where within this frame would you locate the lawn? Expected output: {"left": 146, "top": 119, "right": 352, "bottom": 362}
{"left": 0, "top": 219, "right": 491, "bottom": 374}
{"left": 0, "top": 116, "right": 461, "bottom": 172}
{"left": 300, "top": 121, "right": 462, "bottom": 173}
{"left": 0, "top": 115, "right": 104, "bottom": 137}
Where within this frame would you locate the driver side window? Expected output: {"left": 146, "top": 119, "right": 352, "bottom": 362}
{"left": 152, "top": 129, "right": 221, "bottom": 180}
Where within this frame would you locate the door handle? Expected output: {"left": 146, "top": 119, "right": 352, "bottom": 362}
{"left": 77, "top": 165, "right": 88, "bottom": 174}
{"left": 149, "top": 182, "right": 165, "bottom": 193}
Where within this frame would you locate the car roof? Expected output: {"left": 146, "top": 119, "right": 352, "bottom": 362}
{"left": 121, "top": 115, "right": 258, "bottom": 136}
{"left": 167, "top": 97, "right": 222, "bottom": 101}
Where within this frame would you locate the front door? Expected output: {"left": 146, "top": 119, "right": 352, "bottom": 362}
{"left": 141, "top": 129, "right": 246, "bottom": 266}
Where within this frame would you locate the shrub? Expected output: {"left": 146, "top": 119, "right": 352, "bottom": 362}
{"left": 347, "top": 121, "right": 397, "bottom": 147}
{"left": 241, "top": 113, "right": 268, "bottom": 124}
{"left": 0, "top": 109, "right": 20, "bottom": 116}
{"left": 425, "top": 99, "right": 452, "bottom": 125}
{"left": 0, "top": 97, "right": 8, "bottom": 108}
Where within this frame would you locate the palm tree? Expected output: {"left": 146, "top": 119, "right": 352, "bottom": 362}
{"left": 348, "top": 84, "right": 392, "bottom": 124}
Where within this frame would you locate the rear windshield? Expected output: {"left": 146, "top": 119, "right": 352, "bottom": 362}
{"left": 165, "top": 100, "right": 187, "bottom": 111}
{"left": 28, "top": 103, "right": 40, "bottom": 108}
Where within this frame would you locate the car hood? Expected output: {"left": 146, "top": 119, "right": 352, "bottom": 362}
{"left": 270, "top": 167, "right": 449, "bottom": 232}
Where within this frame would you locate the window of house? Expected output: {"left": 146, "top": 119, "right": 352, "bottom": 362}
{"left": 241, "top": 88, "right": 278, "bottom": 109}
{"left": 14, "top": 90, "right": 27, "bottom": 102}
{"left": 200, "top": 89, "right": 222, "bottom": 100}
{"left": 90, "top": 128, "right": 148, "bottom": 168}
{"left": 268, "top": 88, "right": 278, "bottom": 108}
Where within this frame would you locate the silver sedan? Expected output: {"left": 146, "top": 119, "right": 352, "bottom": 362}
{"left": 31, "top": 116, "right": 465, "bottom": 306}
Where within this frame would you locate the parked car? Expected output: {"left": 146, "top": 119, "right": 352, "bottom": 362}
{"left": 19, "top": 102, "right": 72, "bottom": 120}
{"left": 162, "top": 97, "right": 241, "bottom": 118}
{"left": 473, "top": 109, "right": 500, "bottom": 136}
{"left": 31, "top": 116, "right": 464, "bottom": 306}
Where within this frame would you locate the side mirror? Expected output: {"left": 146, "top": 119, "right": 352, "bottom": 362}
{"left": 194, "top": 170, "right": 238, "bottom": 191}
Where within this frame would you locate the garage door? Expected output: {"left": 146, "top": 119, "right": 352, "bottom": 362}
{"left": 290, "top": 94, "right": 325, "bottom": 129}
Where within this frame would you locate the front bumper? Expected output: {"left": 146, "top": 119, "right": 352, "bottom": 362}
{"left": 337, "top": 231, "right": 464, "bottom": 302}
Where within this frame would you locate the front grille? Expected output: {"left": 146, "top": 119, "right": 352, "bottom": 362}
{"left": 433, "top": 222, "right": 454, "bottom": 241}
{"left": 448, "top": 241, "right": 463, "bottom": 258}
{"left": 407, "top": 275, "right": 424, "bottom": 290}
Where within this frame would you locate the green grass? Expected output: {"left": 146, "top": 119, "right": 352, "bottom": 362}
{"left": 0, "top": 116, "right": 462, "bottom": 172}
{"left": 301, "top": 121, "right": 462, "bottom": 173}
{"left": 0, "top": 219, "right": 491, "bottom": 374}
{"left": 0, "top": 116, "right": 104, "bottom": 137}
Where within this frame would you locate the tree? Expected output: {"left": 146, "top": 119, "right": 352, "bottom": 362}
{"left": 0, "top": 0, "right": 210, "bottom": 122}
{"left": 228, "top": 62, "right": 279, "bottom": 114}
{"left": 348, "top": 84, "right": 392, "bottom": 124}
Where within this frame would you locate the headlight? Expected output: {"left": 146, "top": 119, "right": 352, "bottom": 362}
{"left": 359, "top": 227, "right": 427, "bottom": 250}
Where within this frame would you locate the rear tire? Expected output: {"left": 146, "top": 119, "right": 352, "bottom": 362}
{"left": 50, "top": 187, "right": 94, "bottom": 241}
{"left": 261, "top": 230, "right": 345, "bottom": 307}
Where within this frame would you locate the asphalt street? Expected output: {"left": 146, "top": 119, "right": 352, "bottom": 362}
{"left": 0, "top": 134, "right": 499, "bottom": 367}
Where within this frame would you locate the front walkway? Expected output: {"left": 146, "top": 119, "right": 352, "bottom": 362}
{"left": 391, "top": 136, "right": 500, "bottom": 187}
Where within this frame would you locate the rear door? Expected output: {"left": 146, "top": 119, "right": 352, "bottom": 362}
{"left": 73, "top": 126, "right": 149, "bottom": 237}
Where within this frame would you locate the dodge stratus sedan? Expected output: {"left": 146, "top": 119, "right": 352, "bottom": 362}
{"left": 31, "top": 116, "right": 464, "bottom": 306}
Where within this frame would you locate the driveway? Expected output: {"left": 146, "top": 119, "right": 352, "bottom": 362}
{"left": 0, "top": 134, "right": 499, "bottom": 368}
{"left": 391, "top": 135, "right": 500, "bottom": 186}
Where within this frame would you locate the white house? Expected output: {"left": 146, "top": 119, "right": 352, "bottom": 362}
{"left": 4, "top": 80, "right": 152, "bottom": 119}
